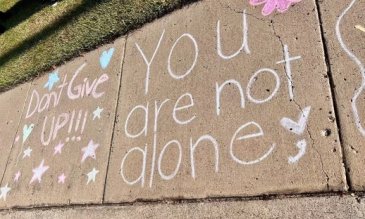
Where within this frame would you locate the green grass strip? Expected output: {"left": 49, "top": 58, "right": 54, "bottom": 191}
{"left": 0, "top": 0, "right": 198, "bottom": 91}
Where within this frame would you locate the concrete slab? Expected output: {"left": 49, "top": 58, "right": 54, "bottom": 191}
{"left": 1, "top": 195, "right": 365, "bottom": 218}
{"left": 0, "top": 83, "right": 30, "bottom": 181}
{"left": 105, "top": 0, "right": 346, "bottom": 202}
{"left": 0, "top": 38, "right": 125, "bottom": 207}
{"left": 318, "top": 0, "right": 365, "bottom": 190}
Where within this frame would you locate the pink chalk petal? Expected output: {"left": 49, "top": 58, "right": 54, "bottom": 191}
{"left": 262, "top": 0, "right": 277, "bottom": 16}
{"left": 288, "top": 0, "right": 302, "bottom": 2}
{"left": 277, "top": 0, "right": 291, "bottom": 13}
{"left": 250, "top": 0, "right": 267, "bottom": 6}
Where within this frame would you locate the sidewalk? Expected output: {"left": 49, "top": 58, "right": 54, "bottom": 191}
{"left": 0, "top": 0, "right": 364, "bottom": 217}
{"left": 2, "top": 195, "right": 365, "bottom": 218}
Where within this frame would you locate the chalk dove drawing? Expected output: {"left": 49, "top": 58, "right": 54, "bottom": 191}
{"left": 288, "top": 139, "right": 307, "bottom": 164}
{"left": 280, "top": 107, "right": 311, "bottom": 135}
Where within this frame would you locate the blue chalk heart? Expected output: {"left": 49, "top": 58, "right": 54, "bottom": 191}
{"left": 100, "top": 48, "right": 115, "bottom": 69}
{"left": 23, "top": 124, "right": 35, "bottom": 143}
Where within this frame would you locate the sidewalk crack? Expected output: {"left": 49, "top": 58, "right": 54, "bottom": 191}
{"left": 272, "top": 20, "right": 330, "bottom": 189}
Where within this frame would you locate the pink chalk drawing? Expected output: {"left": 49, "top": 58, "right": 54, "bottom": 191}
{"left": 249, "top": 0, "right": 302, "bottom": 16}
{"left": 53, "top": 141, "right": 65, "bottom": 156}
{"left": 14, "top": 135, "right": 19, "bottom": 143}
{"left": 0, "top": 45, "right": 113, "bottom": 202}
{"left": 13, "top": 171, "right": 21, "bottom": 183}
{"left": 58, "top": 173, "right": 66, "bottom": 184}
{"left": 29, "top": 159, "right": 49, "bottom": 184}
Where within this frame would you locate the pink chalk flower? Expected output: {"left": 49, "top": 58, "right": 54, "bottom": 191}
{"left": 250, "top": 0, "right": 302, "bottom": 16}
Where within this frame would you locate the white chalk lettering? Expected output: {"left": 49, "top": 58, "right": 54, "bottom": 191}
{"left": 276, "top": 45, "right": 302, "bottom": 101}
{"left": 92, "top": 74, "right": 109, "bottom": 98}
{"left": 168, "top": 33, "right": 199, "bottom": 80}
{"left": 217, "top": 10, "right": 250, "bottom": 59}
{"left": 26, "top": 75, "right": 67, "bottom": 119}
{"left": 120, "top": 145, "right": 147, "bottom": 187}
{"left": 41, "top": 115, "right": 55, "bottom": 146}
{"left": 124, "top": 103, "right": 149, "bottom": 139}
{"left": 230, "top": 121, "right": 276, "bottom": 165}
{"left": 216, "top": 79, "right": 245, "bottom": 116}
{"left": 26, "top": 90, "right": 40, "bottom": 119}
{"left": 190, "top": 135, "right": 219, "bottom": 179}
{"left": 173, "top": 92, "right": 196, "bottom": 125}
{"left": 67, "top": 63, "right": 108, "bottom": 100}
{"left": 136, "top": 30, "right": 166, "bottom": 95}
{"left": 157, "top": 140, "right": 182, "bottom": 180}
{"left": 247, "top": 68, "right": 280, "bottom": 104}
{"left": 67, "top": 63, "right": 87, "bottom": 99}
{"left": 149, "top": 99, "right": 170, "bottom": 188}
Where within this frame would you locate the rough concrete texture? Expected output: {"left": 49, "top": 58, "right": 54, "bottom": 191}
{"left": 318, "top": 0, "right": 365, "bottom": 190}
{"left": 0, "top": 38, "right": 125, "bottom": 208}
{"left": 1, "top": 195, "right": 365, "bottom": 218}
{"left": 1, "top": 0, "right": 365, "bottom": 215}
{"left": 105, "top": 0, "right": 346, "bottom": 202}
{"left": 0, "top": 83, "right": 30, "bottom": 180}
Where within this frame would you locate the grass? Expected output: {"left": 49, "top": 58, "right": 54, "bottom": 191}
{"left": 0, "top": 0, "right": 198, "bottom": 91}
{"left": 0, "top": 0, "right": 19, "bottom": 12}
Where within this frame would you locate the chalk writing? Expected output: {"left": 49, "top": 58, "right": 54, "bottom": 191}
{"left": 136, "top": 30, "right": 166, "bottom": 95}
{"left": 336, "top": 0, "right": 365, "bottom": 137}
{"left": 231, "top": 122, "right": 276, "bottom": 165}
{"left": 168, "top": 33, "right": 199, "bottom": 80}
{"left": 276, "top": 45, "right": 302, "bottom": 101}
{"left": 118, "top": 6, "right": 311, "bottom": 190}
{"left": 0, "top": 44, "right": 118, "bottom": 202}
{"left": 216, "top": 10, "right": 250, "bottom": 59}
{"left": 190, "top": 135, "right": 219, "bottom": 179}
{"left": 0, "top": 1, "right": 323, "bottom": 203}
